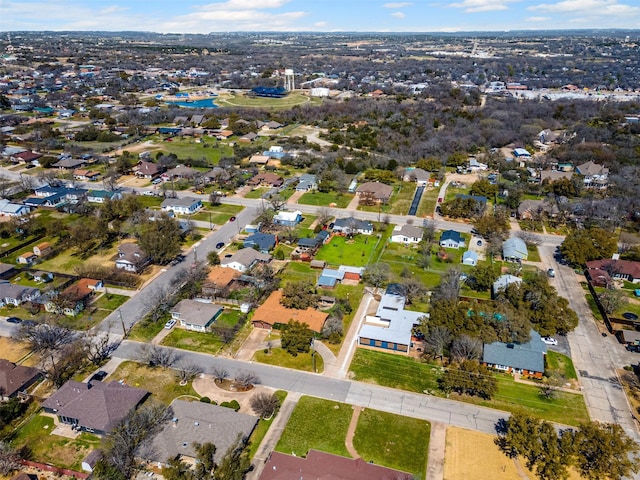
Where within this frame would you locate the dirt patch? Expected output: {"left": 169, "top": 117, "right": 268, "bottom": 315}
{"left": 0, "top": 336, "right": 32, "bottom": 363}
{"left": 192, "top": 374, "right": 274, "bottom": 416}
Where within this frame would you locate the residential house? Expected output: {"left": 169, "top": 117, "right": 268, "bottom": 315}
{"left": 73, "top": 169, "right": 100, "bottom": 181}
{"left": 247, "top": 172, "right": 283, "bottom": 188}
{"left": 482, "top": 330, "right": 547, "bottom": 379}
{"left": 0, "top": 281, "right": 40, "bottom": 306}
{"left": 201, "top": 266, "right": 240, "bottom": 297}
{"left": 243, "top": 233, "right": 276, "bottom": 254}
{"left": 161, "top": 197, "right": 202, "bottom": 215}
{"left": 586, "top": 259, "right": 640, "bottom": 286}
{"left": 502, "top": 237, "right": 528, "bottom": 262}
{"left": 238, "top": 132, "right": 258, "bottom": 143}
{"left": 203, "top": 167, "right": 230, "bottom": 185}
{"left": 164, "top": 165, "right": 199, "bottom": 180}
{"left": 52, "top": 158, "right": 87, "bottom": 169}
{"left": 356, "top": 182, "right": 393, "bottom": 203}
{"left": 146, "top": 399, "right": 258, "bottom": 468}
{"left": 249, "top": 154, "right": 270, "bottom": 166}
{"left": 493, "top": 274, "right": 523, "bottom": 296}
{"left": 391, "top": 224, "right": 423, "bottom": 244}
{"left": 517, "top": 199, "right": 559, "bottom": 220}
{"left": 273, "top": 210, "right": 302, "bottom": 227}
{"left": 87, "top": 190, "right": 123, "bottom": 203}
{"left": 263, "top": 145, "right": 287, "bottom": 160}
{"left": 10, "top": 150, "right": 41, "bottom": 164}
{"left": 252, "top": 290, "right": 328, "bottom": 332}
{"left": 439, "top": 230, "right": 465, "bottom": 249}
{"left": 221, "top": 248, "right": 271, "bottom": 273}
{"left": 45, "top": 278, "right": 99, "bottom": 316}
{"left": 170, "top": 299, "right": 223, "bottom": 332}
{"left": 513, "top": 148, "right": 532, "bottom": 160}
{"left": 540, "top": 170, "right": 573, "bottom": 184}
{"left": 33, "top": 242, "right": 52, "bottom": 257}
{"left": 0, "top": 359, "right": 42, "bottom": 400}
{"left": 0, "top": 199, "right": 30, "bottom": 217}
{"left": 462, "top": 250, "right": 478, "bottom": 266}
{"left": 402, "top": 168, "right": 430, "bottom": 186}
{"left": 468, "top": 158, "right": 488, "bottom": 171}
{"left": 42, "top": 380, "right": 149, "bottom": 435}
{"left": 16, "top": 252, "right": 37, "bottom": 265}
{"left": 32, "top": 271, "right": 54, "bottom": 283}
{"left": 259, "top": 450, "right": 412, "bottom": 480}
{"left": 295, "top": 174, "right": 318, "bottom": 191}
{"left": 135, "top": 161, "right": 165, "bottom": 179}
{"left": 115, "top": 243, "right": 149, "bottom": 272}
{"left": 358, "top": 291, "right": 428, "bottom": 355}
{"left": 333, "top": 217, "right": 373, "bottom": 236}
{"left": 0, "top": 263, "right": 16, "bottom": 279}
{"left": 575, "top": 160, "right": 609, "bottom": 189}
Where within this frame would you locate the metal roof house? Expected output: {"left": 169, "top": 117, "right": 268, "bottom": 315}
{"left": 243, "top": 233, "right": 277, "bottom": 254}
{"left": 482, "top": 330, "right": 547, "bottom": 379}
{"left": 462, "top": 250, "right": 478, "bottom": 266}
{"left": 502, "top": 237, "right": 528, "bottom": 262}
{"left": 439, "top": 230, "right": 465, "bottom": 249}
{"left": 493, "top": 274, "right": 523, "bottom": 296}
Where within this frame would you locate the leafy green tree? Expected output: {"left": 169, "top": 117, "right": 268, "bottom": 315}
{"left": 470, "top": 178, "right": 498, "bottom": 198}
{"left": 281, "top": 321, "right": 313, "bottom": 356}
{"left": 469, "top": 263, "right": 499, "bottom": 292}
{"left": 207, "top": 251, "right": 221, "bottom": 266}
{"left": 281, "top": 280, "right": 317, "bottom": 309}
{"left": 560, "top": 227, "right": 617, "bottom": 266}
{"left": 213, "top": 435, "right": 251, "bottom": 480}
{"left": 439, "top": 360, "right": 497, "bottom": 399}
{"left": 439, "top": 197, "right": 485, "bottom": 219}
{"left": 137, "top": 214, "right": 183, "bottom": 264}
{"left": 473, "top": 211, "right": 510, "bottom": 240}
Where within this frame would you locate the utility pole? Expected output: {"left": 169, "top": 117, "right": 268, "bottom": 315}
{"left": 118, "top": 309, "right": 127, "bottom": 337}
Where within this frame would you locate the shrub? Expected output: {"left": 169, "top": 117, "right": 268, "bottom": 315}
{"left": 220, "top": 400, "right": 240, "bottom": 412}
{"left": 199, "top": 397, "right": 211, "bottom": 403}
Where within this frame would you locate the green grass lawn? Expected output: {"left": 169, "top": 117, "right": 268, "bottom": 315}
{"left": 109, "top": 360, "right": 199, "bottom": 405}
{"left": 93, "top": 293, "right": 129, "bottom": 310}
{"left": 349, "top": 349, "right": 588, "bottom": 425}
{"left": 161, "top": 328, "right": 224, "bottom": 355}
{"left": 253, "top": 348, "right": 324, "bottom": 373}
{"left": 315, "top": 234, "right": 380, "bottom": 267}
{"left": 417, "top": 187, "right": 440, "bottom": 217}
{"left": 216, "top": 92, "right": 318, "bottom": 109}
{"left": 10, "top": 413, "right": 101, "bottom": 471}
{"left": 275, "top": 396, "right": 353, "bottom": 458}
{"left": 188, "top": 204, "right": 244, "bottom": 223}
{"left": 278, "top": 261, "right": 317, "bottom": 285}
{"left": 298, "top": 191, "right": 353, "bottom": 208}
{"left": 248, "top": 390, "right": 288, "bottom": 459}
{"left": 127, "top": 313, "right": 169, "bottom": 342}
{"left": 353, "top": 409, "right": 430, "bottom": 478}
{"left": 527, "top": 244, "right": 541, "bottom": 262}
{"left": 140, "top": 135, "right": 234, "bottom": 165}
{"left": 388, "top": 183, "right": 417, "bottom": 215}
{"left": 546, "top": 351, "right": 577, "bottom": 380}
{"left": 245, "top": 187, "right": 269, "bottom": 199}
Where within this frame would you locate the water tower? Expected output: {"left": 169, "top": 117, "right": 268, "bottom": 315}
{"left": 284, "top": 69, "right": 295, "bottom": 92}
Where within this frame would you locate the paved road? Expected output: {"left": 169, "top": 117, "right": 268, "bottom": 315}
{"left": 538, "top": 243, "right": 640, "bottom": 441}
{"left": 113, "top": 340, "right": 506, "bottom": 435}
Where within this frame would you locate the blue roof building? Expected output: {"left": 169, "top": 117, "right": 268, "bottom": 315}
{"left": 243, "top": 233, "right": 276, "bottom": 254}
{"left": 439, "top": 230, "right": 465, "bottom": 249}
{"left": 482, "top": 330, "right": 547, "bottom": 378}
{"left": 502, "top": 237, "right": 528, "bottom": 262}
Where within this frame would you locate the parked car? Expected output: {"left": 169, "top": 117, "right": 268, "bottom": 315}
{"left": 216, "top": 242, "right": 225, "bottom": 249}
{"left": 89, "top": 370, "right": 108, "bottom": 382}
{"left": 170, "top": 254, "right": 185, "bottom": 266}
{"left": 229, "top": 216, "right": 236, "bottom": 222}
{"left": 542, "top": 337, "right": 558, "bottom": 346}
{"left": 164, "top": 319, "right": 177, "bottom": 329}
{"left": 5, "top": 317, "right": 22, "bottom": 324}
{"left": 152, "top": 178, "right": 162, "bottom": 184}
{"left": 547, "top": 268, "right": 556, "bottom": 278}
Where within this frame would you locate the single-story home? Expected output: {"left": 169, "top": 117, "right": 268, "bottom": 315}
{"left": 45, "top": 278, "right": 99, "bottom": 316}
{"left": 161, "top": 197, "right": 202, "bottom": 215}
{"left": 170, "top": 299, "right": 223, "bottom": 332}
{"left": 462, "top": 250, "right": 478, "bottom": 266}
{"left": 243, "top": 233, "right": 277, "bottom": 254}
{"left": 358, "top": 292, "right": 428, "bottom": 355}
{"left": 273, "top": 210, "right": 302, "bottom": 227}
{"left": 135, "top": 161, "right": 164, "bottom": 179}
{"left": 146, "top": 399, "right": 258, "bottom": 469}
{"left": 247, "top": 172, "right": 283, "bottom": 187}
{"left": 391, "top": 224, "right": 423, "bottom": 244}
{"left": 252, "top": 290, "right": 328, "bottom": 333}
{"left": 164, "top": 165, "right": 199, "bottom": 179}
{"left": 586, "top": 259, "right": 640, "bottom": 285}
{"left": 115, "top": 243, "right": 150, "bottom": 273}
{"left": 295, "top": 174, "right": 318, "bottom": 191}
{"left": 42, "top": 380, "right": 149, "bottom": 435}
{"left": 0, "top": 359, "right": 42, "bottom": 400}
{"left": 356, "top": 182, "right": 393, "bottom": 203}
{"left": 439, "top": 230, "right": 465, "bottom": 249}
{"left": 333, "top": 217, "right": 373, "bottom": 236}
{"left": 73, "top": 169, "right": 100, "bottom": 181}
{"left": 0, "top": 281, "right": 40, "bottom": 306}
{"left": 502, "top": 237, "right": 528, "bottom": 262}
{"left": 87, "top": 190, "right": 123, "bottom": 204}
{"left": 482, "top": 330, "right": 547, "bottom": 379}
{"left": 16, "top": 252, "right": 37, "bottom": 265}
{"left": 402, "top": 168, "right": 431, "bottom": 186}
{"left": 221, "top": 248, "right": 271, "bottom": 273}
{"left": 0, "top": 199, "right": 30, "bottom": 217}
{"left": 517, "top": 199, "right": 559, "bottom": 220}
{"left": 493, "top": 274, "right": 523, "bottom": 296}
{"left": 201, "top": 266, "right": 241, "bottom": 297}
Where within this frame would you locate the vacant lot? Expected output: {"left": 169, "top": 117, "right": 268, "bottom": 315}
{"left": 253, "top": 348, "right": 324, "bottom": 373}
{"left": 276, "top": 396, "right": 353, "bottom": 458}
{"left": 0, "top": 337, "right": 31, "bottom": 362}
{"left": 315, "top": 234, "right": 380, "bottom": 267}
{"left": 353, "top": 409, "right": 430, "bottom": 478}
{"left": 297, "top": 191, "right": 353, "bottom": 208}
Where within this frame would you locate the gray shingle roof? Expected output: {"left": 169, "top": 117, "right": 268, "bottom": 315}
{"left": 483, "top": 330, "right": 547, "bottom": 373}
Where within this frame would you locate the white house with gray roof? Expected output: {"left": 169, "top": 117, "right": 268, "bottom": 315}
{"left": 493, "top": 274, "right": 522, "bottom": 296}
{"left": 502, "top": 237, "right": 528, "bottom": 262}
{"left": 221, "top": 248, "right": 271, "bottom": 273}
{"left": 147, "top": 399, "right": 258, "bottom": 468}
{"left": 161, "top": 197, "right": 202, "bottom": 215}
{"left": 170, "top": 299, "right": 223, "bottom": 332}
{"left": 482, "top": 330, "right": 547, "bottom": 378}
{"left": 391, "top": 224, "right": 423, "bottom": 244}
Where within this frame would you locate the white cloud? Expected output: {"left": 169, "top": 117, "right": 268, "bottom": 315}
{"left": 314, "top": 21, "right": 328, "bottom": 27}
{"left": 392, "top": 11, "right": 406, "bottom": 18}
{"left": 528, "top": 0, "right": 640, "bottom": 16}
{"left": 525, "top": 16, "right": 551, "bottom": 21}
{"left": 383, "top": 2, "right": 413, "bottom": 7}
{"left": 449, "top": 0, "right": 517, "bottom": 12}
{"left": 195, "top": 0, "right": 291, "bottom": 10}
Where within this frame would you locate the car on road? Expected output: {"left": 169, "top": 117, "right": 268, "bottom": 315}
{"left": 623, "top": 312, "right": 639, "bottom": 321}
{"left": 89, "top": 370, "right": 108, "bottom": 382}
{"left": 547, "top": 268, "right": 556, "bottom": 278}
{"left": 5, "top": 317, "right": 22, "bottom": 324}
{"left": 143, "top": 190, "right": 156, "bottom": 196}
{"left": 170, "top": 254, "right": 185, "bottom": 266}
{"left": 229, "top": 216, "right": 236, "bottom": 222}
{"left": 216, "top": 242, "right": 225, "bottom": 249}
{"left": 542, "top": 336, "right": 558, "bottom": 346}
{"left": 152, "top": 178, "right": 162, "bottom": 184}
{"left": 164, "top": 319, "right": 177, "bottom": 329}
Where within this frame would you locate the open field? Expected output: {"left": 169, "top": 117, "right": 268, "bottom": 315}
{"left": 353, "top": 409, "right": 430, "bottom": 478}
{"left": 275, "top": 396, "right": 352, "bottom": 458}
{"left": 109, "top": 360, "right": 199, "bottom": 405}
{"left": 123, "top": 135, "right": 234, "bottom": 165}
{"left": 297, "top": 191, "right": 353, "bottom": 208}
{"left": 0, "top": 337, "right": 31, "bottom": 363}
{"left": 216, "top": 92, "right": 321, "bottom": 109}
{"left": 387, "top": 183, "right": 417, "bottom": 215}
{"left": 417, "top": 186, "right": 440, "bottom": 217}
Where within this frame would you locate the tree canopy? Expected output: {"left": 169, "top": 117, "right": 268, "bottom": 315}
{"left": 560, "top": 227, "right": 617, "bottom": 266}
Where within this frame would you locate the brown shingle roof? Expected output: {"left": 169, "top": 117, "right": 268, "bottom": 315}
{"left": 252, "top": 290, "right": 328, "bottom": 333}
{"left": 586, "top": 259, "right": 640, "bottom": 281}
{"left": 206, "top": 266, "right": 240, "bottom": 288}
{"left": 356, "top": 182, "right": 393, "bottom": 201}
{"left": 0, "top": 359, "right": 41, "bottom": 398}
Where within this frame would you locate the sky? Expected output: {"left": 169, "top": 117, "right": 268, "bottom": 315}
{"left": 1, "top": 0, "right": 640, "bottom": 33}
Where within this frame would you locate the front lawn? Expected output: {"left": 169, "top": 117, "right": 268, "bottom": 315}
{"left": 247, "top": 390, "right": 288, "bottom": 459}
{"left": 10, "top": 413, "right": 101, "bottom": 471}
{"left": 298, "top": 191, "right": 353, "bottom": 208}
{"left": 387, "top": 183, "right": 417, "bottom": 215}
{"left": 417, "top": 187, "right": 440, "bottom": 217}
{"left": 253, "top": 348, "right": 324, "bottom": 373}
{"left": 546, "top": 351, "right": 577, "bottom": 380}
{"left": 275, "top": 396, "right": 353, "bottom": 458}
{"left": 349, "top": 349, "right": 589, "bottom": 425}
{"left": 353, "top": 409, "right": 430, "bottom": 479}
{"left": 109, "top": 360, "right": 199, "bottom": 405}
{"left": 315, "top": 234, "right": 380, "bottom": 267}
{"left": 161, "top": 328, "right": 224, "bottom": 355}
{"left": 527, "top": 244, "right": 541, "bottom": 262}
{"left": 245, "top": 187, "right": 269, "bottom": 199}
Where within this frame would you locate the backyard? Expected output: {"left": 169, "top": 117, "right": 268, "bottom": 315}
{"left": 315, "top": 234, "right": 381, "bottom": 267}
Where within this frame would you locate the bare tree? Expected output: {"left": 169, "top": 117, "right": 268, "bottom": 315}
{"left": 212, "top": 366, "right": 229, "bottom": 384}
{"left": 316, "top": 207, "right": 333, "bottom": 226}
{"left": 0, "top": 175, "right": 12, "bottom": 197}
{"left": 450, "top": 335, "right": 483, "bottom": 363}
{"left": 0, "top": 442, "right": 21, "bottom": 476}
{"left": 400, "top": 278, "right": 427, "bottom": 304}
{"left": 235, "top": 370, "right": 260, "bottom": 389}
{"left": 86, "top": 332, "right": 121, "bottom": 366}
{"left": 599, "top": 289, "right": 628, "bottom": 315}
{"left": 176, "top": 361, "right": 204, "bottom": 384}
{"left": 423, "top": 326, "right": 452, "bottom": 360}
{"left": 432, "top": 267, "right": 463, "bottom": 302}
{"left": 138, "top": 344, "right": 178, "bottom": 368}
{"left": 144, "top": 285, "right": 176, "bottom": 323}
{"left": 516, "top": 230, "right": 541, "bottom": 246}
{"left": 250, "top": 392, "right": 280, "bottom": 419}
{"left": 17, "top": 173, "right": 36, "bottom": 192}
{"left": 268, "top": 193, "right": 286, "bottom": 211}
{"left": 538, "top": 374, "right": 563, "bottom": 400}
{"left": 102, "top": 167, "right": 120, "bottom": 191}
